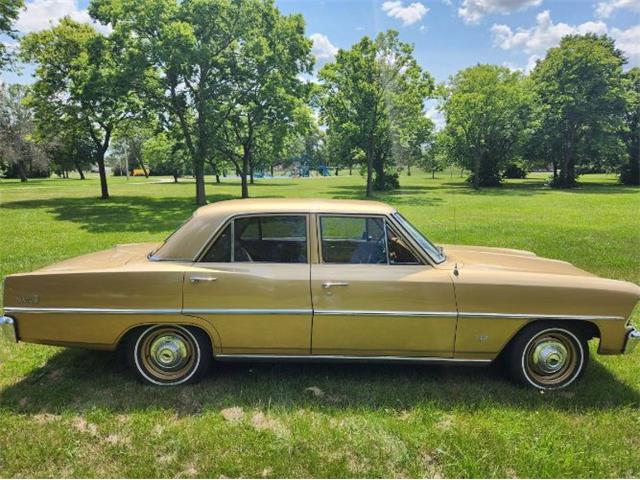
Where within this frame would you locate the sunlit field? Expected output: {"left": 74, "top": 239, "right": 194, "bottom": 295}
{"left": 0, "top": 171, "right": 639, "bottom": 477}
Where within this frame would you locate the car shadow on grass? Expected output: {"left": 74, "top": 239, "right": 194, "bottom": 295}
{"left": 1, "top": 347, "right": 638, "bottom": 416}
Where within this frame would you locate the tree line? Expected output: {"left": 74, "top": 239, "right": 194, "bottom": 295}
{"left": 1, "top": 0, "right": 638, "bottom": 206}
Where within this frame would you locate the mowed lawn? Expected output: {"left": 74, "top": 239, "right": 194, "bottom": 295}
{"left": 0, "top": 172, "right": 639, "bottom": 478}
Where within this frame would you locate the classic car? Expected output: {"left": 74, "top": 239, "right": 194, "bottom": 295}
{"left": 1, "top": 198, "right": 639, "bottom": 390}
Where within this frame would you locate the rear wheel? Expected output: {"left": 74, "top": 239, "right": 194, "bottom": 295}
{"left": 127, "top": 325, "right": 212, "bottom": 386}
{"left": 507, "top": 323, "right": 588, "bottom": 390}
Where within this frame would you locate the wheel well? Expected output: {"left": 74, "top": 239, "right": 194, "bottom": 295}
{"left": 497, "top": 319, "right": 600, "bottom": 360}
{"left": 116, "top": 323, "right": 216, "bottom": 354}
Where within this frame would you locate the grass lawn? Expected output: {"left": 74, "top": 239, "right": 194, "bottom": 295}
{"left": 0, "top": 171, "right": 639, "bottom": 477}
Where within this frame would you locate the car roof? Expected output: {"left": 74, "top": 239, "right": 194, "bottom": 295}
{"left": 193, "top": 198, "right": 396, "bottom": 218}
{"left": 152, "top": 198, "right": 397, "bottom": 260}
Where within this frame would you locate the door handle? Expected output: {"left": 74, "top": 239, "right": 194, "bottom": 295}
{"left": 190, "top": 276, "right": 218, "bottom": 283}
{"left": 322, "top": 281, "right": 349, "bottom": 288}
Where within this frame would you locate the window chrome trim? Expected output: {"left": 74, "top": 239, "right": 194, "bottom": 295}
{"left": 195, "top": 212, "right": 310, "bottom": 264}
{"left": 316, "top": 213, "right": 425, "bottom": 265}
{"left": 390, "top": 212, "right": 444, "bottom": 265}
{"left": 3, "top": 306, "right": 624, "bottom": 321}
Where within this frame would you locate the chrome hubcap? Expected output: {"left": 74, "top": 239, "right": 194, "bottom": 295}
{"left": 531, "top": 340, "right": 568, "bottom": 374}
{"left": 149, "top": 335, "right": 189, "bottom": 370}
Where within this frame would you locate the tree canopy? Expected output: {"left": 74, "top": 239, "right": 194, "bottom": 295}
{"left": 318, "top": 30, "right": 434, "bottom": 195}
{"left": 0, "top": 0, "right": 23, "bottom": 70}
{"left": 530, "top": 34, "right": 628, "bottom": 187}
{"left": 90, "top": 0, "right": 313, "bottom": 203}
{"left": 21, "top": 18, "right": 146, "bottom": 198}
{"left": 440, "top": 64, "right": 531, "bottom": 188}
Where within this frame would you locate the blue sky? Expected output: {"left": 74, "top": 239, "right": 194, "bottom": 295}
{"left": 2, "top": 0, "right": 639, "bottom": 87}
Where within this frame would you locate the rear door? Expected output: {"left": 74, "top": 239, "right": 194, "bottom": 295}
{"left": 311, "top": 215, "right": 457, "bottom": 357}
{"left": 183, "top": 214, "right": 312, "bottom": 355}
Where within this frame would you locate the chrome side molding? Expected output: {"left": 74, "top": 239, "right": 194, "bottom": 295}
{"left": 214, "top": 353, "right": 492, "bottom": 364}
{"left": 3, "top": 306, "right": 624, "bottom": 321}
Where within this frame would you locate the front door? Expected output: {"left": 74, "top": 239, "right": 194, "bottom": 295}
{"left": 183, "top": 214, "right": 312, "bottom": 355}
{"left": 311, "top": 215, "right": 457, "bottom": 357}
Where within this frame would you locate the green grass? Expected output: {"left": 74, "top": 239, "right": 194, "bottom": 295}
{"left": 0, "top": 171, "right": 639, "bottom": 478}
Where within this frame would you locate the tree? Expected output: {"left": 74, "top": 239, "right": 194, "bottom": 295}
{"left": 209, "top": 2, "right": 313, "bottom": 197}
{"left": 111, "top": 122, "right": 155, "bottom": 178}
{"left": 21, "top": 18, "right": 145, "bottom": 199}
{"left": 440, "top": 64, "right": 531, "bottom": 188}
{"left": 91, "top": 0, "right": 312, "bottom": 203}
{"left": 318, "top": 30, "right": 433, "bottom": 195}
{"left": 0, "top": 0, "right": 23, "bottom": 70}
{"left": 142, "top": 131, "right": 188, "bottom": 183}
{"left": 0, "top": 83, "right": 48, "bottom": 181}
{"left": 620, "top": 67, "right": 640, "bottom": 185}
{"left": 530, "top": 34, "right": 627, "bottom": 187}
{"left": 393, "top": 113, "right": 433, "bottom": 177}
{"left": 45, "top": 129, "right": 96, "bottom": 179}
{"left": 420, "top": 129, "right": 449, "bottom": 179}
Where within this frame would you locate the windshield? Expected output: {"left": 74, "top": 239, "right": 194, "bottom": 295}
{"left": 392, "top": 212, "right": 445, "bottom": 264}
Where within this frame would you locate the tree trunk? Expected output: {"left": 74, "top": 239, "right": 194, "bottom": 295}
{"left": 335, "top": 167, "right": 339, "bottom": 176}
{"left": 194, "top": 160, "right": 206, "bottom": 205}
{"left": 472, "top": 151, "right": 480, "bottom": 189}
{"left": 138, "top": 156, "right": 149, "bottom": 178}
{"left": 215, "top": 174, "right": 220, "bottom": 183}
{"left": 349, "top": 164, "right": 353, "bottom": 175}
{"left": 407, "top": 164, "right": 411, "bottom": 176}
{"left": 96, "top": 150, "right": 109, "bottom": 199}
{"left": 365, "top": 150, "right": 373, "bottom": 197}
{"left": 432, "top": 169, "right": 435, "bottom": 179}
{"left": 16, "top": 160, "right": 28, "bottom": 182}
{"left": 249, "top": 160, "right": 254, "bottom": 184}
{"left": 241, "top": 144, "right": 251, "bottom": 198}
{"left": 74, "top": 160, "right": 86, "bottom": 180}
{"left": 270, "top": 164, "right": 274, "bottom": 177}
{"left": 173, "top": 171, "right": 179, "bottom": 183}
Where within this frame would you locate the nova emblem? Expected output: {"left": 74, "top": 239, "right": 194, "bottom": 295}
{"left": 16, "top": 294, "right": 39, "bottom": 305}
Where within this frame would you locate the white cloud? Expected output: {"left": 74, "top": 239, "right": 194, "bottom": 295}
{"left": 491, "top": 10, "right": 607, "bottom": 54}
{"left": 382, "top": 1, "right": 429, "bottom": 26}
{"left": 595, "top": 0, "right": 640, "bottom": 18}
{"left": 611, "top": 25, "right": 640, "bottom": 65}
{"left": 492, "top": 11, "right": 640, "bottom": 68}
{"left": 425, "top": 105, "right": 445, "bottom": 130}
{"left": 458, "top": 0, "right": 542, "bottom": 24}
{"left": 15, "top": 0, "right": 110, "bottom": 34}
{"left": 309, "top": 33, "right": 338, "bottom": 63}
{"left": 525, "top": 54, "right": 541, "bottom": 72}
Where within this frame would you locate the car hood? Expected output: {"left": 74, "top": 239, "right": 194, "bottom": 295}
{"left": 35, "top": 242, "right": 163, "bottom": 273}
{"left": 440, "top": 244, "right": 596, "bottom": 277}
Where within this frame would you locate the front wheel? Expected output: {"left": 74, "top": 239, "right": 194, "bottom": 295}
{"left": 127, "top": 325, "right": 212, "bottom": 386}
{"left": 507, "top": 323, "right": 589, "bottom": 390}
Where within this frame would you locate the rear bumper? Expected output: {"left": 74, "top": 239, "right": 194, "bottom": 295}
{"left": 0, "top": 316, "right": 17, "bottom": 343}
{"left": 624, "top": 328, "right": 640, "bottom": 354}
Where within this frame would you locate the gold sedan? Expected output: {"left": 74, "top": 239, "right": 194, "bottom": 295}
{"left": 2, "top": 199, "right": 639, "bottom": 389}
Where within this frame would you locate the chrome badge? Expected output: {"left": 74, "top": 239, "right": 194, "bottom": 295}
{"left": 16, "top": 294, "right": 39, "bottom": 305}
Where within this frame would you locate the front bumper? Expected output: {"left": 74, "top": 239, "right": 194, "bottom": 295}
{"left": 0, "top": 315, "right": 17, "bottom": 343}
{"left": 624, "top": 328, "right": 640, "bottom": 354}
